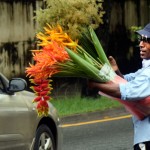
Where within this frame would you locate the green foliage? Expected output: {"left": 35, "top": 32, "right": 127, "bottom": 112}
{"left": 127, "top": 26, "right": 142, "bottom": 59}
{"left": 129, "top": 26, "right": 142, "bottom": 42}
{"left": 35, "top": 0, "right": 105, "bottom": 40}
{"left": 51, "top": 94, "right": 122, "bottom": 117}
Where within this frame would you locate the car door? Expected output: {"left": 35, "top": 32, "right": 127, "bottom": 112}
{"left": 0, "top": 79, "right": 29, "bottom": 150}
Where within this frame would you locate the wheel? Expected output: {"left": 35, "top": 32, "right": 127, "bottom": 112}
{"left": 33, "top": 124, "right": 56, "bottom": 150}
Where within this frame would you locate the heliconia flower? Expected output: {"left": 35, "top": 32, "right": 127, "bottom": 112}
{"left": 33, "top": 96, "right": 42, "bottom": 102}
{"left": 42, "top": 96, "right": 51, "bottom": 101}
{"left": 31, "top": 86, "right": 42, "bottom": 92}
{"left": 30, "top": 83, "right": 51, "bottom": 93}
{"left": 36, "top": 100, "right": 49, "bottom": 116}
{"left": 33, "top": 96, "right": 51, "bottom": 103}
{"left": 40, "top": 83, "right": 50, "bottom": 88}
{"left": 42, "top": 87, "right": 52, "bottom": 91}
{"left": 30, "top": 78, "right": 49, "bottom": 85}
{"left": 37, "top": 91, "right": 50, "bottom": 96}
{"left": 28, "top": 76, "right": 52, "bottom": 116}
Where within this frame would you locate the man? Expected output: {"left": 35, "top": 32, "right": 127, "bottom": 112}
{"left": 89, "top": 23, "right": 150, "bottom": 150}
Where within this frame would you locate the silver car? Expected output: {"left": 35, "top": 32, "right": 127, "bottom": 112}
{"left": 0, "top": 73, "right": 62, "bottom": 150}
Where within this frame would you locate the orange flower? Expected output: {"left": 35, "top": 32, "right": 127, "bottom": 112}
{"left": 26, "top": 41, "right": 70, "bottom": 79}
{"left": 36, "top": 24, "right": 78, "bottom": 50}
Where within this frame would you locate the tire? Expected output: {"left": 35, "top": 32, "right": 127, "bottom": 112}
{"left": 33, "top": 124, "right": 56, "bottom": 150}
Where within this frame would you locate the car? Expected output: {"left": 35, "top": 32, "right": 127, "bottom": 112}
{"left": 0, "top": 73, "right": 62, "bottom": 150}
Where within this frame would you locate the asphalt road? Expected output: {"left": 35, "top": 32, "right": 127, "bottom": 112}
{"left": 61, "top": 107, "right": 134, "bottom": 150}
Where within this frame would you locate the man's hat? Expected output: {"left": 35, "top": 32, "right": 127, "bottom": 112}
{"left": 136, "top": 23, "right": 150, "bottom": 38}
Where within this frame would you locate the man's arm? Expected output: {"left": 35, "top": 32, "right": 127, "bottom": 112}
{"left": 88, "top": 81, "right": 121, "bottom": 98}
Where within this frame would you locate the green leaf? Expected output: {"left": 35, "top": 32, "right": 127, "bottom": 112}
{"left": 89, "top": 26, "right": 110, "bottom": 66}
{"left": 65, "top": 48, "right": 103, "bottom": 82}
{"left": 83, "top": 53, "right": 94, "bottom": 66}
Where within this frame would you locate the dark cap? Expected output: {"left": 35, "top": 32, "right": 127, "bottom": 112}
{"left": 136, "top": 23, "right": 150, "bottom": 38}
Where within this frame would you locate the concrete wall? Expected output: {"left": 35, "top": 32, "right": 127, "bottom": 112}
{"left": 0, "top": 0, "right": 43, "bottom": 79}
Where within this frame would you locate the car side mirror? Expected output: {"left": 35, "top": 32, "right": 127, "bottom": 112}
{"left": 8, "top": 78, "right": 27, "bottom": 93}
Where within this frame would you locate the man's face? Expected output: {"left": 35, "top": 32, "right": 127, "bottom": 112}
{"left": 139, "top": 38, "right": 150, "bottom": 59}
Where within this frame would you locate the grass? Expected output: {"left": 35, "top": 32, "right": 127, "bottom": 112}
{"left": 50, "top": 94, "right": 122, "bottom": 117}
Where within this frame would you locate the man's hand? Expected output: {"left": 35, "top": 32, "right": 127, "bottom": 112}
{"left": 108, "top": 56, "right": 124, "bottom": 78}
{"left": 88, "top": 80, "right": 121, "bottom": 98}
{"left": 108, "top": 56, "right": 119, "bottom": 72}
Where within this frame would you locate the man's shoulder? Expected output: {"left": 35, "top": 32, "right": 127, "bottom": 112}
{"left": 140, "top": 66, "right": 150, "bottom": 76}
{"left": 131, "top": 67, "right": 150, "bottom": 78}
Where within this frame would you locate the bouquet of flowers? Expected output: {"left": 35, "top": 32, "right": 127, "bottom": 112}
{"left": 26, "top": 24, "right": 150, "bottom": 120}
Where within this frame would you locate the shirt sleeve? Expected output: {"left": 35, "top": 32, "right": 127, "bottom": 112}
{"left": 119, "top": 68, "right": 150, "bottom": 101}
{"left": 123, "top": 68, "right": 143, "bottom": 81}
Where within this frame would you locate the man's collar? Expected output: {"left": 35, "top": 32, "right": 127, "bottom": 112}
{"left": 142, "top": 59, "right": 150, "bottom": 68}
